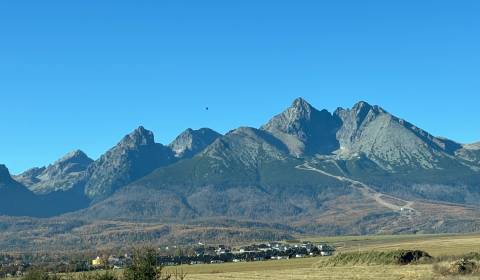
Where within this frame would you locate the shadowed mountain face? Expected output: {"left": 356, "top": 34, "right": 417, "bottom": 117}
{"left": 0, "top": 165, "right": 88, "bottom": 217}
{"left": 0, "top": 165, "right": 53, "bottom": 217}
{"left": 0, "top": 98, "right": 479, "bottom": 245}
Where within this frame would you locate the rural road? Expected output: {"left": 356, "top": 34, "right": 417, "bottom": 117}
{"left": 295, "top": 162, "right": 416, "bottom": 213}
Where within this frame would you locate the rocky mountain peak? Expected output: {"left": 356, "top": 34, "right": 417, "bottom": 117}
{"left": 352, "top": 100, "right": 372, "bottom": 111}
{"left": 334, "top": 101, "right": 386, "bottom": 128}
{"left": 291, "top": 97, "right": 314, "bottom": 114}
{"left": 13, "top": 150, "right": 93, "bottom": 194}
{"left": 169, "top": 128, "right": 221, "bottom": 158}
{"left": 84, "top": 126, "right": 175, "bottom": 200}
{"left": 120, "top": 126, "right": 155, "bottom": 148}
{"left": 261, "top": 98, "right": 341, "bottom": 156}
{"left": 56, "top": 150, "right": 92, "bottom": 165}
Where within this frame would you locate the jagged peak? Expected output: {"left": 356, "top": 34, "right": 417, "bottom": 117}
{"left": 334, "top": 101, "right": 387, "bottom": 122}
{"left": 120, "top": 126, "right": 155, "bottom": 147}
{"left": 291, "top": 97, "right": 313, "bottom": 110}
{"left": 169, "top": 127, "right": 222, "bottom": 158}
{"left": 352, "top": 100, "right": 372, "bottom": 111}
{"left": 175, "top": 127, "right": 219, "bottom": 137}
{"left": 262, "top": 98, "right": 322, "bottom": 131}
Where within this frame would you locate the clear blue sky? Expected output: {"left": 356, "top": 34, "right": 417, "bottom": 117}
{"left": 1, "top": 0, "right": 479, "bottom": 174}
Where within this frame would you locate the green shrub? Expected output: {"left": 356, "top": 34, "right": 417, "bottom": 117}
{"left": 123, "top": 247, "right": 171, "bottom": 280}
{"left": 326, "top": 250, "right": 432, "bottom": 266}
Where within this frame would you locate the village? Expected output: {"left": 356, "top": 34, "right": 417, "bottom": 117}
{"left": 0, "top": 241, "right": 335, "bottom": 278}
{"left": 96, "top": 241, "right": 335, "bottom": 268}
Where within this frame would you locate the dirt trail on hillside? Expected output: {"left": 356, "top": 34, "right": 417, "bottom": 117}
{"left": 296, "top": 163, "right": 417, "bottom": 214}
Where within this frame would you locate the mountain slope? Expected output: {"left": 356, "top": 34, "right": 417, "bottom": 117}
{"left": 79, "top": 127, "right": 351, "bottom": 222}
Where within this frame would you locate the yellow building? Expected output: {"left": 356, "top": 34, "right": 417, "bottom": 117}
{"left": 92, "top": 256, "right": 104, "bottom": 267}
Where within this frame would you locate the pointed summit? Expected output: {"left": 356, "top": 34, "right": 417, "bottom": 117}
{"left": 84, "top": 127, "right": 174, "bottom": 200}
{"left": 291, "top": 97, "right": 314, "bottom": 110}
{"left": 120, "top": 126, "right": 155, "bottom": 148}
{"left": 261, "top": 98, "right": 341, "bottom": 156}
{"left": 352, "top": 100, "right": 372, "bottom": 112}
{"left": 169, "top": 128, "right": 221, "bottom": 158}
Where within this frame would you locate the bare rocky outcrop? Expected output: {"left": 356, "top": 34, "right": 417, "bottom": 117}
{"left": 14, "top": 150, "right": 93, "bottom": 194}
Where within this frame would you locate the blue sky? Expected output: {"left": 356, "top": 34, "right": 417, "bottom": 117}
{"left": 1, "top": 0, "right": 479, "bottom": 174}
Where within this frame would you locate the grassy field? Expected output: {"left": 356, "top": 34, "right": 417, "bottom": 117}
{"left": 10, "top": 233, "right": 480, "bottom": 279}
{"left": 305, "top": 232, "right": 480, "bottom": 256}
{"left": 161, "top": 233, "right": 480, "bottom": 280}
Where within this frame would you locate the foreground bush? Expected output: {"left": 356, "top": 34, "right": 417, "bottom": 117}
{"left": 326, "top": 250, "right": 432, "bottom": 266}
{"left": 123, "top": 247, "right": 186, "bottom": 280}
{"left": 434, "top": 258, "right": 480, "bottom": 276}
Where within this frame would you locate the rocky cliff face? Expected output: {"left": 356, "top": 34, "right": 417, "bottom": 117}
{"left": 169, "top": 128, "right": 221, "bottom": 158}
{"left": 14, "top": 150, "right": 93, "bottom": 194}
{"left": 84, "top": 126, "right": 175, "bottom": 200}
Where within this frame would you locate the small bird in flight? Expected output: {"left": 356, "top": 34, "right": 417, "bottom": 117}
{"left": 205, "top": 107, "right": 209, "bottom": 111}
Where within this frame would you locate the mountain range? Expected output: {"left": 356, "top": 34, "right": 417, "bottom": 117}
{"left": 1, "top": 98, "right": 480, "bottom": 252}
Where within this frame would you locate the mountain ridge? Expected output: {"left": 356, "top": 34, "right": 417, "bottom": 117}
{"left": 0, "top": 98, "right": 479, "bottom": 249}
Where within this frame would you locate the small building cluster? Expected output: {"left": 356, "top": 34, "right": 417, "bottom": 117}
{"left": 89, "top": 242, "right": 335, "bottom": 269}
{"left": 91, "top": 254, "right": 132, "bottom": 269}
{"left": 154, "top": 241, "right": 335, "bottom": 266}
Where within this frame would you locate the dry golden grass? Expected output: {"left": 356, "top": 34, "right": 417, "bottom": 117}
{"left": 179, "top": 264, "right": 434, "bottom": 280}
{"left": 164, "top": 233, "right": 480, "bottom": 280}
{"left": 306, "top": 233, "right": 480, "bottom": 257}
{"left": 10, "top": 233, "right": 480, "bottom": 280}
